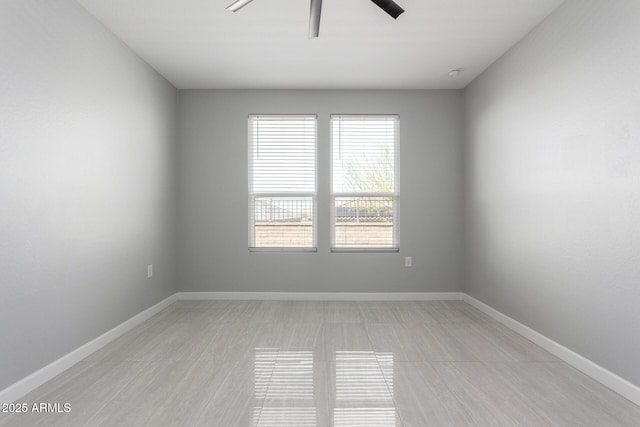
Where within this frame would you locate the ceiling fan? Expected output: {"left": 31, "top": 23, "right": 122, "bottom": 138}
{"left": 226, "top": 0, "right": 405, "bottom": 38}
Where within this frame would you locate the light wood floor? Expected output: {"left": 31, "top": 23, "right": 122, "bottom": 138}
{"left": 1, "top": 300, "right": 639, "bottom": 426}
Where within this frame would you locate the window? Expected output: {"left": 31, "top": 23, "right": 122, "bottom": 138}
{"left": 249, "top": 115, "right": 317, "bottom": 250}
{"left": 331, "top": 115, "right": 399, "bottom": 251}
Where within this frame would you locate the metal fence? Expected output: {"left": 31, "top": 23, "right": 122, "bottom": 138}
{"left": 255, "top": 198, "right": 313, "bottom": 223}
{"left": 335, "top": 197, "right": 393, "bottom": 223}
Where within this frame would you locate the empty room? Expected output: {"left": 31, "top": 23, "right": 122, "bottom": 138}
{"left": 1, "top": 0, "right": 639, "bottom": 425}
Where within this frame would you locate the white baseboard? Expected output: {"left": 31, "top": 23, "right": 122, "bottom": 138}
{"left": 175, "top": 291, "right": 465, "bottom": 301}
{"left": 0, "top": 294, "right": 177, "bottom": 405}
{"left": 462, "top": 294, "right": 640, "bottom": 407}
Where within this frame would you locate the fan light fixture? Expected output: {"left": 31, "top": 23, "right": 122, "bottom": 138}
{"left": 371, "top": 0, "right": 404, "bottom": 19}
{"left": 309, "top": 0, "right": 323, "bottom": 38}
{"left": 226, "top": 0, "right": 405, "bottom": 38}
{"left": 226, "top": 0, "right": 255, "bottom": 12}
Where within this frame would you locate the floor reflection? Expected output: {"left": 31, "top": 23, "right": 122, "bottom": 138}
{"left": 335, "top": 350, "right": 393, "bottom": 401}
{"left": 333, "top": 408, "right": 398, "bottom": 427}
{"left": 253, "top": 348, "right": 396, "bottom": 426}
{"left": 254, "top": 349, "right": 316, "bottom": 426}
{"left": 254, "top": 407, "right": 317, "bottom": 427}
{"left": 335, "top": 350, "right": 395, "bottom": 427}
{"left": 255, "top": 349, "right": 314, "bottom": 400}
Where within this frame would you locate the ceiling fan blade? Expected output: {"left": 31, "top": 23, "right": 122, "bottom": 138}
{"left": 309, "top": 0, "right": 323, "bottom": 38}
{"left": 370, "top": 0, "right": 404, "bottom": 19}
{"left": 226, "top": 0, "right": 255, "bottom": 12}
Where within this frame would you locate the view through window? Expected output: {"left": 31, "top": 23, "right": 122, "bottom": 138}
{"left": 248, "top": 114, "right": 399, "bottom": 251}
{"left": 331, "top": 115, "right": 399, "bottom": 251}
{"left": 248, "top": 115, "right": 317, "bottom": 250}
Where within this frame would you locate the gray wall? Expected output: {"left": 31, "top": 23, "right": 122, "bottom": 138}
{"left": 464, "top": 0, "right": 640, "bottom": 386}
{"left": 0, "top": 0, "right": 177, "bottom": 390}
{"left": 177, "top": 90, "right": 464, "bottom": 293}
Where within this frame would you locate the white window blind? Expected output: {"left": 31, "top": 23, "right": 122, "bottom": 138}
{"left": 249, "top": 115, "right": 317, "bottom": 250}
{"left": 331, "top": 115, "right": 399, "bottom": 251}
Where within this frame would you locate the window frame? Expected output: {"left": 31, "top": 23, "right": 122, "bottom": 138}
{"left": 329, "top": 114, "right": 400, "bottom": 252}
{"left": 248, "top": 114, "right": 318, "bottom": 252}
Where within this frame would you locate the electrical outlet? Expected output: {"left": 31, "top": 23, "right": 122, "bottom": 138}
{"left": 147, "top": 265, "right": 153, "bottom": 278}
{"left": 404, "top": 256, "right": 412, "bottom": 267}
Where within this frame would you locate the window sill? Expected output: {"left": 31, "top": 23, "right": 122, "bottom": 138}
{"left": 330, "top": 247, "right": 400, "bottom": 253}
{"left": 249, "top": 247, "right": 318, "bottom": 253}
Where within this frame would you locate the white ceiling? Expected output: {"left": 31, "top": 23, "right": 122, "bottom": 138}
{"left": 76, "top": 0, "right": 565, "bottom": 90}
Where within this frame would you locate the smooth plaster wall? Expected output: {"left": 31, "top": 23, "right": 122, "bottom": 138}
{"left": 0, "top": 0, "right": 177, "bottom": 390}
{"left": 177, "top": 90, "right": 464, "bottom": 293}
{"left": 464, "top": 0, "right": 640, "bottom": 386}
